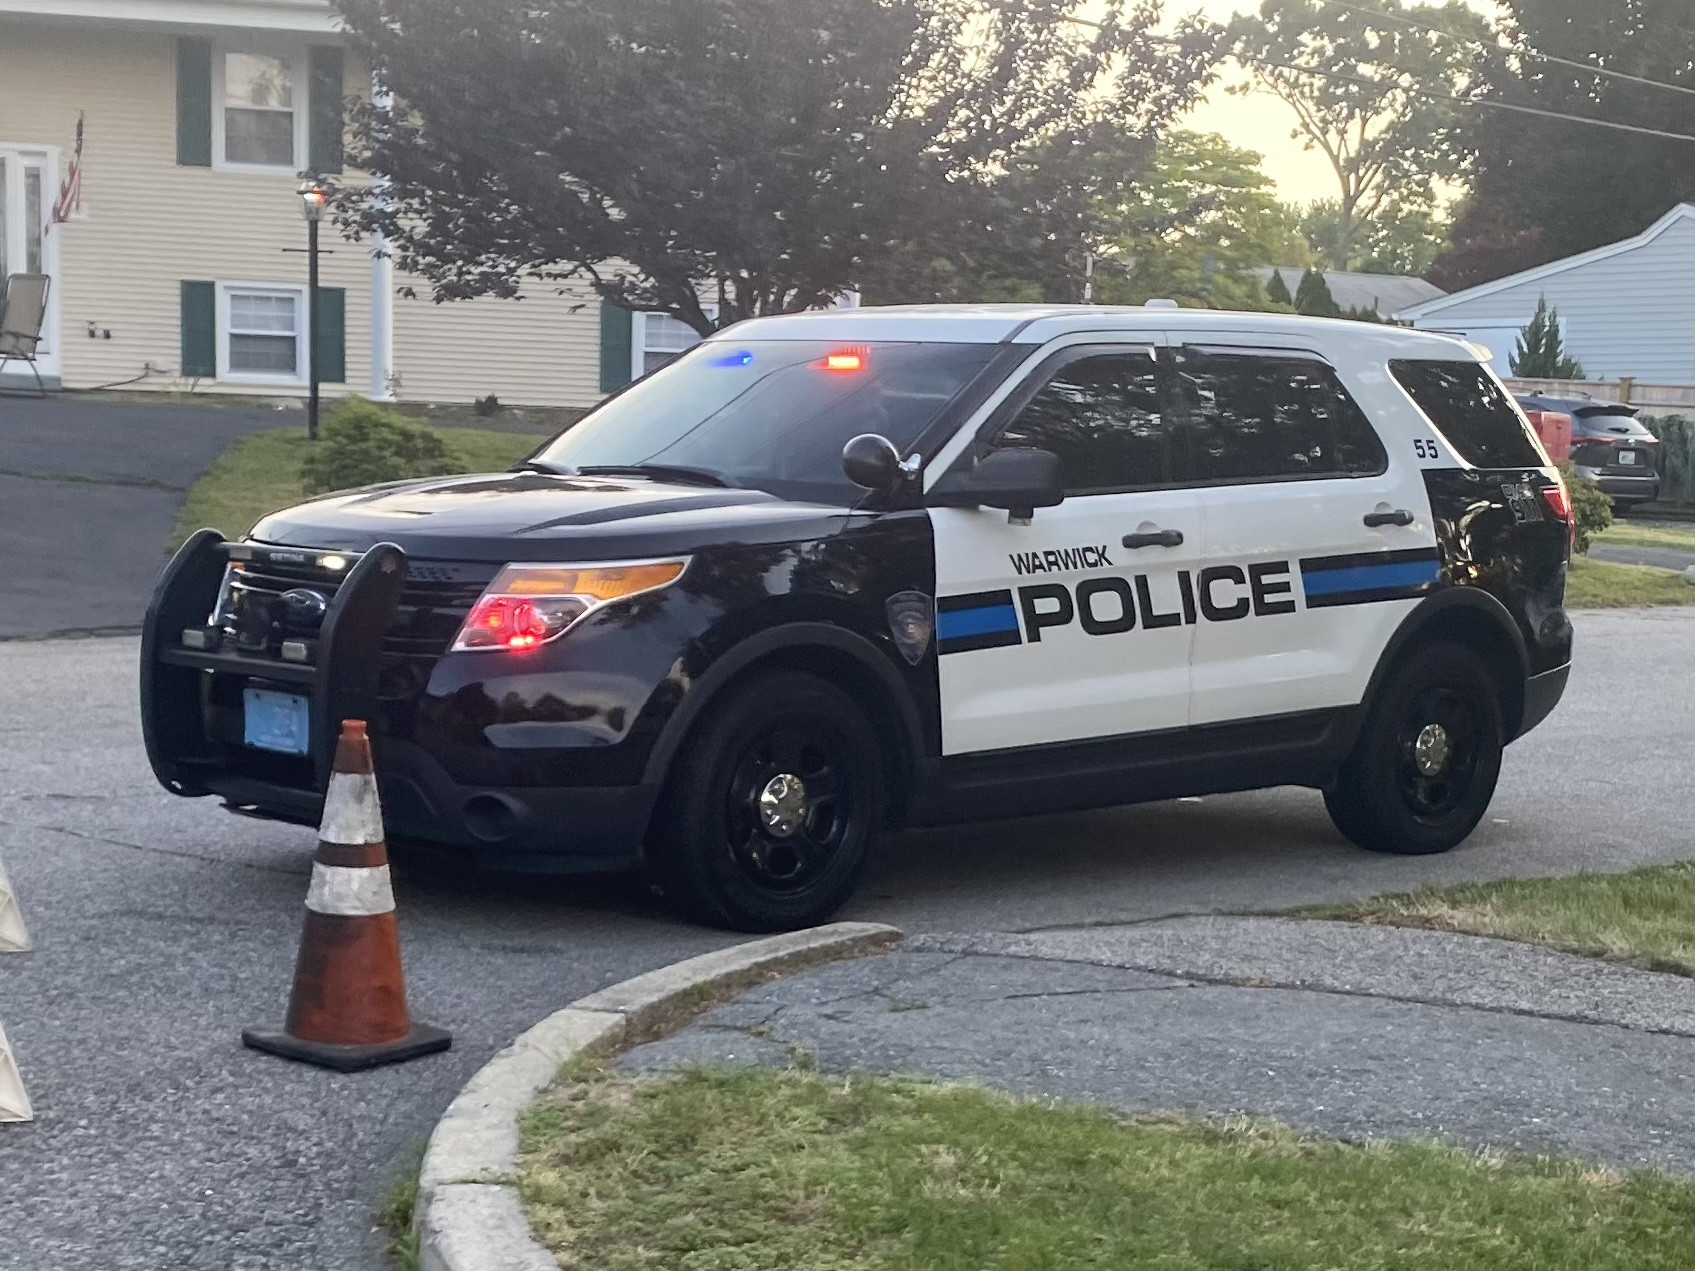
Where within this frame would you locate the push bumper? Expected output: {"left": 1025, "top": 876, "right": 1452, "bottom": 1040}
{"left": 1516, "top": 662, "right": 1570, "bottom": 739}
{"left": 139, "top": 530, "right": 655, "bottom": 873}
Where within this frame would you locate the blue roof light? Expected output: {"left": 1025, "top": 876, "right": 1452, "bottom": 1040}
{"left": 710, "top": 349, "right": 755, "bottom": 367}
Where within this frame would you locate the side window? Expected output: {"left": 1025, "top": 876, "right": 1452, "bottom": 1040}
{"left": 992, "top": 351, "right": 1168, "bottom": 493}
{"left": 1388, "top": 359, "right": 1546, "bottom": 469}
{"left": 1172, "top": 349, "right": 1386, "bottom": 482}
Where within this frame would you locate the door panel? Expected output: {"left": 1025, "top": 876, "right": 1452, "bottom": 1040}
{"left": 930, "top": 339, "right": 1202, "bottom": 755}
{"left": 933, "top": 491, "right": 1202, "bottom": 753}
{"left": 1172, "top": 341, "right": 1437, "bottom": 726}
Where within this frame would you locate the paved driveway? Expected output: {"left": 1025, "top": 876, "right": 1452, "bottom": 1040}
{"left": 0, "top": 608, "right": 1689, "bottom": 1268}
{"left": 0, "top": 397, "right": 286, "bottom": 637}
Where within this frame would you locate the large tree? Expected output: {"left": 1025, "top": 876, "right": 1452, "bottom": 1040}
{"left": 1092, "top": 130, "right": 1309, "bottom": 309}
{"left": 1440, "top": 0, "right": 1695, "bottom": 280}
{"left": 1229, "top": 0, "right": 1491, "bottom": 271}
{"left": 1300, "top": 197, "right": 1449, "bottom": 275}
{"left": 335, "top": 0, "right": 1220, "bottom": 333}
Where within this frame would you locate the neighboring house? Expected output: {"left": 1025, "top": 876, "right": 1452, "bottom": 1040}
{"left": 1395, "top": 204, "right": 1695, "bottom": 385}
{"left": 1250, "top": 267, "right": 1444, "bottom": 317}
{"left": 0, "top": 0, "right": 729, "bottom": 404}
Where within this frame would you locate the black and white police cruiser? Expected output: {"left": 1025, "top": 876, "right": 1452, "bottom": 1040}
{"left": 142, "top": 305, "right": 1573, "bottom": 931}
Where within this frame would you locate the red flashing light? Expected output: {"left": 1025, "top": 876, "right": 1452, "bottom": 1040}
{"left": 821, "top": 350, "right": 866, "bottom": 372}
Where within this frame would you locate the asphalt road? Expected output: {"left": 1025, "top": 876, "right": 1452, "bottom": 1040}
{"left": 0, "top": 397, "right": 285, "bottom": 638}
{"left": 0, "top": 608, "right": 1690, "bottom": 1268}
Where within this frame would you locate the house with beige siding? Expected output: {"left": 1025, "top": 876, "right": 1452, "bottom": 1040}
{"left": 0, "top": 0, "right": 711, "bottom": 404}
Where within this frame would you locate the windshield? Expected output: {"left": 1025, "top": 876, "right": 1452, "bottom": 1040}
{"left": 534, "top": 339, "right": 999, "bottom": 503}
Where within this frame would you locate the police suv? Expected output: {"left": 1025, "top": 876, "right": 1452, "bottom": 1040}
{"left": 142, "top": 306, "right": 1572, "bottom": 931}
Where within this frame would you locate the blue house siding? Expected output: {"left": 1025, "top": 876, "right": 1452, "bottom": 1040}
{"left": 1398, "top": 206, "right": 1695, "bottom": 384}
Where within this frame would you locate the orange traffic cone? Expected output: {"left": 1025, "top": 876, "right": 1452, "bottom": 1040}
{"left": 242, "top": 720, "right": 450, "bottom": 1072}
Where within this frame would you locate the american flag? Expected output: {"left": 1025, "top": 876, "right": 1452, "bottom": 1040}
{"left": 50, "top": 113, "right": 84, "bottom": 226}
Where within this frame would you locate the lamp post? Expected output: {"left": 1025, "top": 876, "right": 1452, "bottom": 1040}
{"left": 298, "top": 176, "right": 329, "bottom": 441}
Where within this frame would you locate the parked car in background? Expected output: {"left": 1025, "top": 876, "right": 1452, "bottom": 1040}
{"left": 1514, "top": 392, "right": 1660, "bottom": 511}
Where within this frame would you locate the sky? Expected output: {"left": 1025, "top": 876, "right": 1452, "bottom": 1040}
{"left": 1148, "top": 0, "right": 1504, "bottom": 207}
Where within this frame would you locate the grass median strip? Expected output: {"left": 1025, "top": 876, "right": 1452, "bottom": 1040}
{"left": 1565, "top": 556, "right": 1692, "bottom": 608}
{"left": 1594, "top": 521, "right": 1694, "bottom": 553}
{"left": 173, "top": 424, "right": 538, "bottom": 546}
{"left": 1298, "top": 862, "right": 1694, "bottom": 975}
{"left": 517, "top": 1063, "right": 1691, "bottom": 1271}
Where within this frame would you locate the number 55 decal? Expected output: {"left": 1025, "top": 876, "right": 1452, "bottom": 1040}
{"left": 1413, "top": 438, "right": 1440, "bottom": 459}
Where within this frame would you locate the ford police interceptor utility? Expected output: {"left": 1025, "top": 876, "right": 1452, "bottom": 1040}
{"left": 141, "top": 305, "right": 1572, "bottom": 931}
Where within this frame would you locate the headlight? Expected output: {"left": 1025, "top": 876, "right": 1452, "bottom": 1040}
{"left": 452, "top": 558, "right": 688, "bottom": 652}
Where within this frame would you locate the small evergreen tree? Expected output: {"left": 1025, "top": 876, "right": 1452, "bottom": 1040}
{"left": 1510, "top": 297, "right": 1584, "bottom": 378}
{"left": 1294, "top": 267, "right": 1341, "bottom": 316}
{"left": 1264, "top": 269, "right": 1293, "bottom": 306}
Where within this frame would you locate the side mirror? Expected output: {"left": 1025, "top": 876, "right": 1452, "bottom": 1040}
{"left": 842, "top": 433, "right": 904, "bottom": 493}
{"left": 928, "top": 447, "right": 1064, "bottom": 520}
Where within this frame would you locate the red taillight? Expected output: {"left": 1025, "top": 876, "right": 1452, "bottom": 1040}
{"left": 1542, "top": 480, "right": 1574, "bottom": 555}
{"left": 461, "top": 595, "right": 551, "bottom": 650}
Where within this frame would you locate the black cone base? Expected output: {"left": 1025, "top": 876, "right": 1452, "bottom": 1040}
{"left": 241, "top": 1022, "right": 452, "bottom": 1072}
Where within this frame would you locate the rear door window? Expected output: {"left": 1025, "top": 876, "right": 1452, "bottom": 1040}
{"left": 1169, "top": 347, "right": 1388, "bottom": 483}
{"left": 1390, "top": 360, "right": 1546, "bottom": 468}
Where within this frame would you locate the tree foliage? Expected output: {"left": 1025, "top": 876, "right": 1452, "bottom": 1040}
{"left": 1510, "top": 296, "right": 1584, "bottom": 379}
{"left": 1229, "top": 0, "right": 1491, "bottom": 271}
{"left": 1264, "top": 268, "right": 1294, "bottom": 305}
{"left": 300, "top": 399, "right": 459, "bottom": 494}
{"left": 1089, "top": 131, "right": 1308, "bottom": 310}
{"left": 1300, "top": 198, "right": 1449, "bottom": 275}
{"left": 336, "top": 0, "right": 1222, "bottom": 333}
{"left": 1294, "top": 266, "right": 1341, "bottom": 316}
{"left": 1446, "top": 0, "right": 1695, "bottom": 279}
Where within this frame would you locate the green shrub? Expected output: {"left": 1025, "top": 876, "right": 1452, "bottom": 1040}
{"left": 1643, "top": 413, "right": 1694, "bottom": 505}
{"left": 1558, "top": 460, "right": 1612, "bottom": 553}
{"left": 299, "top": 399, "right": 461, "bottom": 495}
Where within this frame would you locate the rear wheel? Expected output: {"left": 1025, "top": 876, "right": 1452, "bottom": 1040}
{"left": 648, "top": 671, "right": 884, "bottom": 931}
{"left": 1326, "top": 642, "right": 1504, "bottom": 856}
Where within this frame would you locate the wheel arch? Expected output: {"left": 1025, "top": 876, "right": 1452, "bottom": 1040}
{"left": 641, "top": 622, "right": 926, "bottom": 825}
{"left": 1361, "top": 589, "right": 1531, "bottom": 741}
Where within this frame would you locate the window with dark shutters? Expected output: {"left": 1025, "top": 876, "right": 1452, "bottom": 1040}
{"left": 307, "top": 46, "right": 345, "bottom": 175}
{"left": 176, "top": 38, "right": 214, "bottom": 168}
{"left": 180, "top": 281, "right": 217, "bottom": 377}
{"left": 599, "top": 302, "right": 633, "bottom": 393}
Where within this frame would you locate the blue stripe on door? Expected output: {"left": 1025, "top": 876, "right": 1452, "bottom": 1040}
{"left": 936, "top": 603, "right": 1020, "bottom": 640}
{"left": 1301, "top": 558, "right": 1440, "bottom": 598}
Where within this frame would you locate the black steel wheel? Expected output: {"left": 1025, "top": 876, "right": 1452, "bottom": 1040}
{"left": 649, "top": 670, "right": 884, "bottom": 931}
{"left": 1326, "top": 642, "right": 1504, "bottom": 856}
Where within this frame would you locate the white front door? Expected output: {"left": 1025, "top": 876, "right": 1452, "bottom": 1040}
{"left": 931, "top": 340, "right": 1203, "bottom": 755}
{"left": 0, "top": 146, "right": 61, "bottom": 380}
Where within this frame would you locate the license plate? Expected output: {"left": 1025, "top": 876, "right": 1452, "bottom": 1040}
{"left": 244, "top": 688, "right": 310, "bottom": 755}
{"left": 1618, "top": 450, "right": 1638, "bottom": 465}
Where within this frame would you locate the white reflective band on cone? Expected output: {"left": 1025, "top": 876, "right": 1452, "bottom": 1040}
{"left": 306, "top": 863, "right": 396, "bottom": 917}
{"left": 318, "top": 770, "right": 385, "bottom": 846}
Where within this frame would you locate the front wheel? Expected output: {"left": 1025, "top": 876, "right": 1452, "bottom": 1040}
{"left": 1326, "top": 642, "right": 1504, "bottom": 856}
{"left": 648, "top": 671, "right": 885, "bottom": 931}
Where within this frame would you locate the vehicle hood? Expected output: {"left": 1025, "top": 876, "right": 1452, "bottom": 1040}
{"left": 248, "top": 471, "right": 853, "bottom": 562}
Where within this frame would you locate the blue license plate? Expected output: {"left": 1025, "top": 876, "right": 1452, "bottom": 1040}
{"left": 243, "top": 688, "right": 310, "bottom": 755}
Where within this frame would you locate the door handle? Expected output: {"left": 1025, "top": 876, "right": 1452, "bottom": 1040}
{"left": 1122, "top": 528, "right": 1184, "bottom": 548}
{"left": 1363, "top": 509, "right": 1415, "bottom": 527}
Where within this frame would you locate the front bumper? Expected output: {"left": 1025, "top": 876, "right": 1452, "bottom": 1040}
{"left": 140, "top": 531, "right": 655, "bottom": 872}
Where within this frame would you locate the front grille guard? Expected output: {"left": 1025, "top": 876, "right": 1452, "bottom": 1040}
{"left": 140, "top": 530, "right": 408, "bottom": 798}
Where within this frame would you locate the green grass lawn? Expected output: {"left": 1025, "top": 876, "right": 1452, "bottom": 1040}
{"left": 174, "top": 424, "right": 538, "bottom": 545}
{"left": 1595, "top": 519, "right": 1695, "bottom": 552}
{"left": 517, "top": 1064, "right": 1692, "bottom": 1271}
{"left": 1299, "top": 862, "right": 1694, "bottom": 975}
{"left": 1565, "top": 556, "right": 1693, "bottom": 608}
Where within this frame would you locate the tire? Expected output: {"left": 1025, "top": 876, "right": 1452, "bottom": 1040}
{"left": 1325, "top": 642, "right": 1504, "bottom": 856}
{"left": 647, "top": 670, "right": 885, "bottom": 931}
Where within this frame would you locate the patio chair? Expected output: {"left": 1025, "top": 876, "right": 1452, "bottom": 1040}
{"left": 0, "top": 273, "right": 51, "bottom": 397}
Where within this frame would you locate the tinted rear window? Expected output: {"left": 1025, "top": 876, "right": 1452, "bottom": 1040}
{"left": 1389, "top": 360, "right": 1546, "bottom": 468}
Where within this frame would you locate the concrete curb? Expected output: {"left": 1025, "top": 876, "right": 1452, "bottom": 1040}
{"left": 414, "top": 920, "right": 902, "bottom": 1271}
